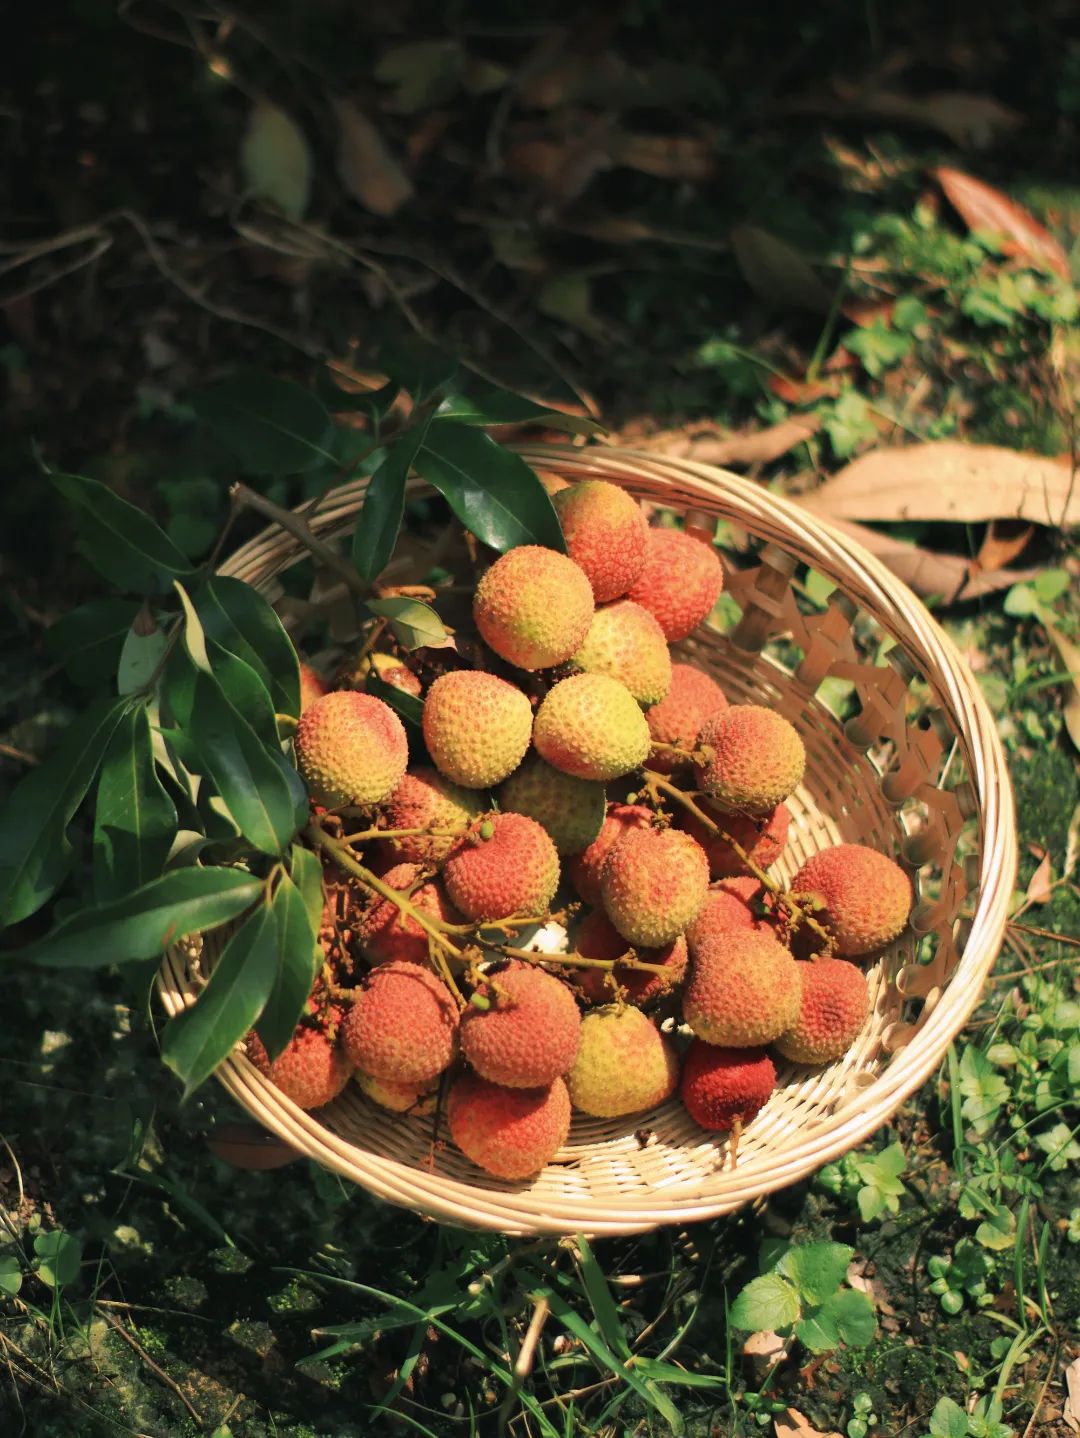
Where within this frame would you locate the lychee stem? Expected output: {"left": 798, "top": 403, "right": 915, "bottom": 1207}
{"left": 641, "top": 770, "right": 836, "bottom": 953}
{"left": 486, "top": 943, "right": 676, "bottom": 979}
{"left": 338, "top": 825, "right": 468, "bottom": 844}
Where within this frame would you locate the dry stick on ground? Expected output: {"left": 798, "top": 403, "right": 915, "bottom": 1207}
{"left": 96, "top": 1309, "right": 204, "bottom": 1427}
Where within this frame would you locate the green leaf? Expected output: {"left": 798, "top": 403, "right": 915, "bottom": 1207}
{"left": 175, "top": 581, "right": 211, "bottom": 672}
{"left": 22, "top": 868, "right": 263, "bottom": 968}
{"left": 366, "top": 596, "right": 448, "bottom": 651}
{"left": 730, "top": 224, "right": 833, "bottom": 313}
{"left": 576, "top": 1235, "right": 632, "bottom": 1361}
{"left": 51, "top": 472, "right": 196, "bottom": 592}
{"left": 778, "top": 1242, "right": 854, "bottom": 1306}
{"left": 378, "top": 335, "right": 457, "bottom": 403}
{"left": 729, "top": 1273, "right": 801, "bottom": 1332}
{"left": 0, "top": 1255, "right": 22, "bottom": 1297}
{"left": 857, "top": 1186, "right": 887, "bottom": 1224}
{"left": 240, "top": 100, "right": 311, "bottom": 220}
{"left": 414, "top": 421, "right": 565, "bottom": 552}
{"left": 208, "top": 639, "right": 278, "bottom": 747}
{"left": 365, "top": 673, "right": 424, "bottom": 730}
{"left": 975, "top": 1206, "right": 1016, "bottom": 1251}
{"left": 290, "top": 844, "right": 325, "bottom": 936}
{"left": 845, "top": 318, "right": 912, "bottom": 377}
{"left": 352, "top": 420, "right": 431, "bottom": 584}
{"left": 117, "top": 623, "right": 168, "bottom": 695}
{"left": 436, "top": 389, "right": 602, "bottom": 436}
{"left": 813, "top": 1288, "right": 875, "bottom": 1348}
{"left": 0, "top": 696, "right": 129, "bottom": 927}
{"left": 191, "top": 370, "right": 335, "bottom": 475}
{"left": 161, "top": 903, "right": 279, "bottom": 1098}
{"left": 44, "top": 599, "right": 138, "bottom": 687}
{"left": 257, "top": 872, "right": 321, "bottom": 1059}
{"left": 33, "top": 1230, "right": 83, "bottom": 1289}
{"left": 928, "top": 1396, "right": 969, "bottom": 1438}
{"left": 92, "top": 705, "right": 178, "bottom": 902}
{"left": 185, "top": 672, "right": 307, "bottom": 855}
{"left": 195, "top": 576, "right": 301, "bottom": 719}
{"left": 795, "top": 1306, "right": 840, "bottom": 1353}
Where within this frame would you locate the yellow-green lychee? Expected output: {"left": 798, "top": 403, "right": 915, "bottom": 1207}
{"left": 697, "top": 705, "right": 805, "bottom": 814}
{"left": 422, "top": 670, "right": 532, "bottom": 788}
{"left": 774, "top": 958, "right": 869, "bottom": 1064}
{"left": 380, "top": 766, "right": 484, "bottom": 865}
{"left": 683, "top": 930, "right": 799, "bottom": 1046}
{"left": 552, "top": 479, "right": 648, "bottom": 602}
{"left": 341, "top": 961, "right": 458, "bottom": 1085}
{"left": 498, "top": 756, "right": 605, "bottom": 855}
{"left": 448, "top": 1073, "right": 570, "bottom": 1179}
{"left": 627, "top": 527, "right": 724, "bottom": 641}
{"left": 473, "top": 545, "right": 594, "bottom": 670}
{"left": 792, "top": 845, "right": 912, "bottom": 957}
{"left": 567, "top": 803, "right": 654, "bottom": 904}
{"left": 461, "top": 962, "right": 581, "bottom": 1087}
{"left": 570, "top": 600, "right": 672, "bottom": 706}
{"left": 645, "top": 663, "right": 728, "bottom": 773}
{"left": 600, "top": 827, "right": 708, "bottom": 947}
{"left": 295, "top": 690, "right": 408, "bottom": 807}
{"left": 443, "top": 813, "right": 559, "bottom": 921}
{"left": 533, "top": 673, "right": 650, "bottom": 782}
{"left": 567, "top": 1006, "right": 679, "bottom": 1117}
{"left": 355, "top": 1071, "right": 438, "bottom": 1115}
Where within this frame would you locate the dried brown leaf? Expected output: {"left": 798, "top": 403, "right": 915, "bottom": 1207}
{"left": 207, "top": 1123, "right": 302, "bottom": 1170}
{"left": 1044, "top": 622, "right": 1080, "bottom": 754}
{"left": 731, "top": 225, "right": 834, "bottom": 314}
{"left": 864, "top": 91, "right": 1023, "bottom": 148}
{"left": 652, "top": 415, "right": 820, "bottom": 466}
{"left": 773, "top": 1407, "right": 843, "bottom": 1438}
{"left": 610, "top": 131, "right": 714, "bottom": 180}
{"left": 1025, "top": 851, "right": 1054, "bottom": 906}
{"left": 934, "top": 167, "right": 1069, "bottom": 279}
{"left": 1064, "top": 1354, "right": 1080, "bottom": 1432}
{"left": 975, "top": 518, "right": 1036, "bottom": 571}
{"left": 334, "top": 99, "right": 414, "bottom": 217}
{"left": 822, "top": 516, "right": 1041, "bottom": 601}
{"left": 802, "top": 443, "right": 1080, "bottom": 528}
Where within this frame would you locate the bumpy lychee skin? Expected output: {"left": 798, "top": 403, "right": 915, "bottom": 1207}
{"left": 295, "top": 690, "right": 408, "bottom": 808}
{"left": 499, "top": 756, "right": 605, "bottom": 856}
{"left": 792, "top": 845, "right": 912, "bottom": 958}
{"left": 448, "top": 1073, "right": 571, "bottom": 1180}
{"left": 573, "top": 911, "right": 688, "bottom": 1005}
{"left": 461, "top": 962, "right": 582, "bottom": 1087}
{"left": 685, "top": 877, "right": 764, "bottom": 956}
{"left": 298, "top": 662, "right": 328, "bottom": 713}
{"left": 533, "top": 673, "right": 651, "bottom": 782}
{"left": 601, "top": 827, "right": 708, "bottom": 948}
{"left": 627, "top": 528, "right": 724, "bottom": 642}
{"left": 567, "top": 803, "right": 654, "bottom": 904}
{"left": 473, "top": 545, "right": 594, "bottom": 670}
{"left": 567, "top": 1006, "right": 680, "bottom": 1118}
{"left": 775, "top": 958, "right": 870, "bottom": 1065}
{"left": 341, "top": 961, "right": 458, "bottom": 1085}
{"left": 645, "top": 664, "right": 728, "bottom": 773}
{"left": 357, "top": 863, "right": 462, "bottom": 966}
{"left": 423, "top": 670, "right": 532, "bottom": 789}
{"left": 683, "top": 930, "right": 800, "bottom": 1046}
{"left": 443, "top": 813, "right": 560, "bottom": 921}
{"left": 355, "top": 1071, "right": 438, "bottom": 1116}
{"left": 677, "top": 800, "right": 790, "bottom": 879}
{"left": 380, "top": 766, "right": 485, "bottom": 866}
{"left": 552, "top": 480, "right": 649, "bottom": 602}
{"left": 259, "top": 1027, "right": 351, "bottom": 1110}
{"left": 570, "top": 600, "right": 672, "bottom": 706}
{"left": 680, "top": 1042, "right": 776, "bottom": 1132}
{"left": 697, "top": 706, "right": 805, "bottom": 814}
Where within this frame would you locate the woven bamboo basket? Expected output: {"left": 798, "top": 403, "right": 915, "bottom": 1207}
{"left": 158, "top": 444, "right": 1016, "bottom": 1236}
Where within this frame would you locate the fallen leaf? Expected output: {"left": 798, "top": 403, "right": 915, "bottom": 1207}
{"left": 1064, "top": 1354, "right": 1080, "bottom": 1432}
{"left": 609, "top": 131, "right": 714, "bottom": 180}
{"left": 1044, "top": 622, "right": 1080, "bottom": 753}
{"left": 773, "top": 1407, "right": 843, "bottom": 1438}
{"left": 934, "top": 167, "right": 1070, "bottom": 279}
{"left": 1024, "top": 851, "right": 1054, "bottom": 905}
{"left": 847, "top": 1258, "right": 896, "bottom": 1317}
{"left": 240, "top": 101, "right": 312, "bottom": 220}
{"left": 333, "top": 99, "right": 414, "bottom": 217}
{"left": 537, "top": 273, "right": 610, "bottom": 338}
{"left": 862, "top": 90, "right": 1023, "bottom": 149}
{"left": 731, "top": 225, "right": 834, "bottom": 314}
{"left": 975, "top": 518, "right": 1035, "bottom": 571}
{"left": 207, "top": 1123, "right": 302, "bottom": 1170}
{"left": 648, "top": 415, "right": 820, "bottom": 466}
{"left": 801, "top": 442, "right": 1080, "bottom": 528}
{"left": 742, "top": 1328, "right": 788, "bottom": 1376}
{"left": 1064, "top": 801, "right": 1080, "bottom": 881}
{"left": 374, "top": 39, "right": 465, "bottom": 113}
{"left": 820, "top": 516, "right": 1041, "bottom": 601}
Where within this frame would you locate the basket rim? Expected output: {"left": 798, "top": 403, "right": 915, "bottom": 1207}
{"left": 159, "top": 443, "right": 1017, "bottom": 1235}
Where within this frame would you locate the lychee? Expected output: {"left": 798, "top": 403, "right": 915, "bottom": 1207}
{"left": 697, "top": 706, "right": 805, "bottom": 814}
{"left": 380, "top": 766, "right": 484, "bottom": 865}
{"left": 355, "top": 1070, "right": 438, "bottom": 1115}
{"left": 645, "top": 664, "right": 728, "bottom": 773}
{"left": 792, "top": 845, "right": 912, "bottom": 957}
{"left": 570, "top": 600, "right": 672, "bottom": 706}
{"left": 341, "top": 961, "right": 458, "bottom": 1085}
{"left": 422, "top": 670, "right": 532, "bottom": 789}
{"left": 345, "top": 650, "right": 423, "bottom": 698}
{"left": 567, "top": 1006, "right": 679, "bottom": 1118}
{"left": 627, "top": 528, "right": 724, "bottom": 641}
{"left": 573, "top": 910, "right": 688, "bottom": 1005}
{"left": 357, "top": 864, "right": 461, "bottom": 966}
{"left": 601, "top": 826, "right": 708, "bottom": 948}
{"left": 253, "top": 1026, "right": 351, "bottom": 1110}
{"left": 448, "top": 1072, "right": 571, "bottom": 1179}
{"left": 774, "top": 958, "right": 870, "bottom": 1064}
{"left": 461, "top": 962, "right": 581, "bottom": 1087}
{"left": 499, "top": 756, "right": 605, "bottom": 856}
{"left": 552, "top": 480, "right": 649, "bottom": 602}
{"left": 683, "top": 930, "right": 800, "bottom": 1046}
{"left": 685, "top": 877, "right": 764, "bottom": 956}
{"left": 533, "top": 673, "right": 651, "bottom": 782}
{"left": 298, "top": 662, "right": 328, "bottom": 713}
{"left": 680, "top": 1042, "right": 776, "bottom": 1132}
{"left": 677, "top": 800, "right": 790, "bottom": 879}
{"left": 295, "top": 690, "right": 408, "bottom": 808}
{"left": 473, "top": 545, "right": 594, "bottom": 670}
{"left": 443, "top": 812, "right": 560, "bottom": 921}
{"left": 567, "top": 803, "right": 654, "bottom": 905}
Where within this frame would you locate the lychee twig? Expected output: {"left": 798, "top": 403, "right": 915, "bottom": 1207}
{"left": 232, "top": 483, "right": 372, "bottom": 601}
{"left": 338, "top": 825, "right": 467, "bottom": 844}
{"left": 483, "top": 942, "right": 676, "bottom": 979}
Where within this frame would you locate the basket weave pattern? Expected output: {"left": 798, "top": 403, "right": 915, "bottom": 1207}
{"left": 158, "top": 446, "right": 1016, "bottom": 1235}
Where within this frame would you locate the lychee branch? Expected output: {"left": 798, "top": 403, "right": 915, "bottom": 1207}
{"left": 483, "top": 942, "right": 677, "bottom": 980}
{"left": 337, "top": 825, "right": 468, "bottom": 844}
{"left": 232, "top": 483, "right": 372, "bottom": 602}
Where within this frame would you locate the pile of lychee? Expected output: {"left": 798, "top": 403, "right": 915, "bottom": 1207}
{"left": 244, "top": 476, "right": 914, "bottom": 1183}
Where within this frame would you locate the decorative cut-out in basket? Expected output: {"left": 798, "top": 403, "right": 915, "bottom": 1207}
{"left": 158, "top": 446, "right": 1016, "bottom": 1236}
